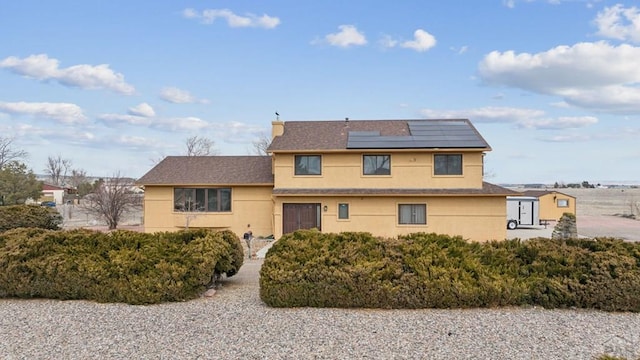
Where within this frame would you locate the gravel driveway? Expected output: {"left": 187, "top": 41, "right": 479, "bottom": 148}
{"left": 2, "top": 259, "right": 640, "bottom": 359}
{"left": 577, "top": 215, "right": 640, "bottom": 241}
{"left": 507, "top": 215, "right": 640, "bottom": 241}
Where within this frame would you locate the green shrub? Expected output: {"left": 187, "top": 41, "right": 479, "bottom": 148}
{"left": 260, "top": 231, "right": 640, "bottom": 311}
{"left": 0, "top": 205, "right": 62, "bottom": 232}
{"left": 0, "top": 228, "right": 244, "bottom": 304}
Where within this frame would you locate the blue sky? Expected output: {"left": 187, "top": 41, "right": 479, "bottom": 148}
{"left": 1, "top": 0, "right": 639, "bottom": 184}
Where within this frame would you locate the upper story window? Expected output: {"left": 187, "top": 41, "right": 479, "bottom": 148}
{"left": 174, "top": 188, "right": 231, "bottom": 212}
{"left": 434, "top": 154, "right": 462, "bottom": 175}
{"left": 557, "top": 199, "right": 569, "bottom": 208}
{"left": 363, "top": 155, "right": 391, "bottom": 175}
{"left": 295, "top": 155, "right": 322, "bottom": 175}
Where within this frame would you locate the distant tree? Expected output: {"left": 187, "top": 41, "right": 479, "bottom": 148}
{"left": 81, "top": 173, "right": 140, "bottom": 229}
{"left": 581, "top": 181, "right": 595, "bottom": 189}
{"left": 44, "top": 155, "right": 72, "bottom": 186}
{"left": 251, "top": 133, "right": 272, "bottom": 156}
{"left": 554, "top": 182, "right": 559, "bottom": 189}
{"left": 76, "top": 179, "right": 102, "bottom": 197}
{"left": 0, "top": 136, "right": 28, "bottom": 169}
{"left": 481, "top": 157, "right": 496, "bottom": 179}
{"left": 185, "top": 136, "right": 219, "bottom": 156}
{"left": 0, "top": 161, "right": 43, "bottom": 205}
{"left": 68, "top": 169, "right": 87, "bottom": 189}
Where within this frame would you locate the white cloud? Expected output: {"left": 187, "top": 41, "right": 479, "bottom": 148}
{"left": 503, "top": 0, "right": 592, "bottom": 8}
{"left": 128, "top": 103, "right": 155, "bottom": 117}
{"left": 183, "top": 8, "right": 198, "bottom": 19}
{"left": 517, "top": 116, "right": 598, "bottom": 129}
{"left": 152, "top": 117, "right": 210, "bottom": 132}
{"left": 420, "top": 106, "right": 596, "bottom": 130}
{"left": 420, "top": 106, "right": 545, "bottom": 124}
{"left": 49, "top": 130, "right": 96, "bottom": 145}
{"left": 319, "top": 25, "right": 367, "bottom": 48}
{"left": 538, "top": 134, "right": 593, "bottom": 142}
{"left": 379, "top": 35, "right": 398, "bottom": 49}
{"left": 379, "top": 30, "right": 437, "bottom": 52}
{"left": 594, "top": 4, "right": 640, "bottom": 43}
{"left": 478, "top": 41, "right": 640, "bottom": 113}
{"left": 555, "top": 84, "right": 640, "bottom": 113}
{"left": 0, "top": 101, "right": 86, "bottom": 124}
{"left": 450, "top": 45, "right": 468, "bottom": 54}
{"left": 115, "top": 135, "right": 163, "bottom": 149}
{"left": 400, "top": 29, "right": 437, "bottom": 52}
{"left": 503, "top": 0, "right": 516, "bottom": 8}
{"left": 159, "top": 87, "right": 209, "bottom": 104}
{"left": 0, "top": 54, "right": 135, "bottom": 95}
{"left": 183, "top": 8, "right": 280, "bottom": 29}
{"left": 12, "top": 126, "right": 97, "bottom": 146}
{"left": 98, "top": 113, "right": 152, "bottom": 126}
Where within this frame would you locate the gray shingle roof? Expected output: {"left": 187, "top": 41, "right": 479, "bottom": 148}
{"left": 272, "top": 182, "right": 519, "bottom": 196}
{"left": 523, "top": 190, "right": 575, "bottom": 199}
{"left": 268, "top": 119, "right": 491, "bottom": 152}
{"left": 136, "top": 156, "right": 273, "bottom": 186}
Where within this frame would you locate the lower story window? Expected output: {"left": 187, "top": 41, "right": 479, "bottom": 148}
{"left": 398, "top": 204, "right": 426, "bottom": 225}
{"left": 174, "top": 188, "right": 231, "bottom": 212}
{"left": 338, "top": 203, "right": 349, "bottom": 219}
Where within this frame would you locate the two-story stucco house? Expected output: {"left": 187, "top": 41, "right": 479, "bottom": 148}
{"left": 137, "top": 119, "right": 518, "bottom": 242}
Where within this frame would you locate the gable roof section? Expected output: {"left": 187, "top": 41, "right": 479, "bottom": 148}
{"left": 273, "top": 182, "right": 519, "bottom": 196}
{"left": 268, "top": 119, "right": 491, "bottom": 152}
{"left": 136, "top": 156, "right": 273, "bottom": 186}
{"left": 523, "top": 190, "right": 576, "bottom": 199}
{"left": 42, "top": 184, "right": 66, "bottom": 191}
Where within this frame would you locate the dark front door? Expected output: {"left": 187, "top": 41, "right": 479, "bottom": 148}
{"left": 283, "top": 203, "right": 321, "bottom": 234}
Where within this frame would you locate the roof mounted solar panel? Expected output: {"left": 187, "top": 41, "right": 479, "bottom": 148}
{"left": 346, "top": 120, "right": 488, "bottom": 149}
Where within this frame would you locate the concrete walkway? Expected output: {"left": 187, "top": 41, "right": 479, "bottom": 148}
{"left": 255, "top": 240, "right": 276, "bottom": 259}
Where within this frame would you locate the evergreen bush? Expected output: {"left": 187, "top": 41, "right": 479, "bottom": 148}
{"left": 0, "top": 205, "right": 62, "bottom": 232}
{"left": 260, "top": 230, "right": 640, "bottom": 311}
{"left": 0, "top": 228, "right": 243, "bottom": 304}
{"left": 552, "top": 212, "right": 578, "bottom": 239}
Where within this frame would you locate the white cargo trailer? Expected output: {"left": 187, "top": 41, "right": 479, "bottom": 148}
{"left": 506, "top": 196, "right": 540, "bottom": 230}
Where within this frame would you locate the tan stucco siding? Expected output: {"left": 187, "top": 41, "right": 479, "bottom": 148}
{"left": 273, "top": 152, "right": 484, "bottom": 190}
{"left": 538, "top": 192, "right": 576, "bottom": 221}
{"left": 143, "top": 186, "right": 274, "bottom": 238}
{"left": 273, "top": 195, "right": 506, "bottom": 242}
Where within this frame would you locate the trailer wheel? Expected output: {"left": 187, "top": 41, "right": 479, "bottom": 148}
{"left": 507, "top": 220, "right": 518, "bottom": 230}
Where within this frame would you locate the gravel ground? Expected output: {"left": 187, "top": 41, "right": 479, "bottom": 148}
{"left": 507, "top": 215, "right": 640, "bottom": 241}
{"left": 2, "top": 259, "right": 640, "bottom": 360}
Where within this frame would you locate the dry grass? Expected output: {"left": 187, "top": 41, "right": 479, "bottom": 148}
{"left": 558, "top": 188, "right": 640, "bottom": 217}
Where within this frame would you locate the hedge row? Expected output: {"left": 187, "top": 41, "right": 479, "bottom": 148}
{"left": 0, "top": 205, "right": 62, "bottom": 232}
{"left": 0, "top": 228, "right": 243, "bottom": 304}
{"left": 260, "top": 230, "right": 640, "bottom": 311}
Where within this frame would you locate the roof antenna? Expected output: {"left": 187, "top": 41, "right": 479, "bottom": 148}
{"left": 275, "top": 111, "right": 280, "bottom": 120}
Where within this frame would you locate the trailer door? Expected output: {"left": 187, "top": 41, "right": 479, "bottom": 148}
{"left": 519, "top": 201, "right": 535, "bottom": 226}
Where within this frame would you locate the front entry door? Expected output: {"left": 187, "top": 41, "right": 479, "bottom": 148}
{"left": 283, "top": 203, "right": 321, "bottom": 234}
